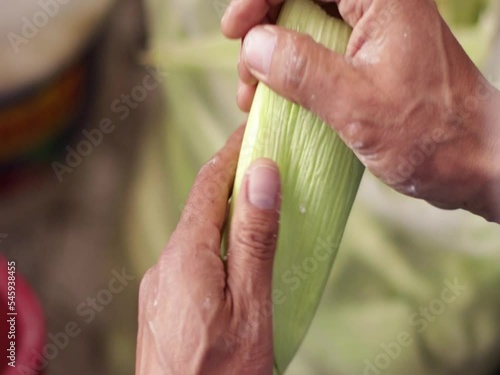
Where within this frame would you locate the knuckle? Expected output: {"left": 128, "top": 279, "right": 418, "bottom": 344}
{"left": 139, "top": 266, "right": 158, "bottom": 304}
{"left": 195, "top": 225, "right": 222, "bottom": 254}
{"left": 188, "top": 168, "right": 216, "bottom": 209}
{"left": 185, "top": 167, "right": 231, "bottom": 224}
{"left": 235, "top": 216, "right": 277, "bottom": 261}
{"left": 196, "top": 159, "right": 217, "bottom": 185}
{"left": 181, "top": 207, "right": 204, "bottom": 227}
{"left": 195, "top": 158, "right": 234, "bottom": 197}
{"left": 341, "top": 120, "right": 382, "bottom": 160}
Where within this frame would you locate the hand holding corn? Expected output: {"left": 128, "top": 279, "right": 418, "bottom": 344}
{"left": 223, "top": 0, "right": 500, "bottom": 223}
{"left": 136, "top": 128, "right": 279, "bottom": 375}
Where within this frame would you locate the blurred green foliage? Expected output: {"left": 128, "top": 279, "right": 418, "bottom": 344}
{"left": 437, "top": 0, "right": 489, "bottom": 25}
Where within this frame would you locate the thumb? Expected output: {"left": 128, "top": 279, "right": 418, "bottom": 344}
{"left": 241, "top": 25, "right": 362, "bottom": 128}
{"left": 227, "top": 158, "right": 281, "bottom": 307}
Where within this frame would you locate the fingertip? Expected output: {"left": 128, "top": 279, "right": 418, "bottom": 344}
{"left": 221, "top": 16, "right": 238, "bottom": 39}
{"left": 222, "top": 0, "right": 283, "bottom": 39}
{"left": 221, "top": 2, "right": 247, "bottom": 39}
{"left": 239, "top": 50, "right": 258, "bottom": 86}
{"left": 237, "top": 82, "right": 257, "bottom": 112}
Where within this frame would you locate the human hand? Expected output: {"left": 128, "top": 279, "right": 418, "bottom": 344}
{"left": 136, "top": 127, "right": 281, "bottom": 375}
{"left": 222, "top": 0, "right": 500, "bottom": 222}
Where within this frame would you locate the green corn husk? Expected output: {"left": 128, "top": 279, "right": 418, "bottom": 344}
{"left": 228, "top": 0, "right": 365, "bottom": 373}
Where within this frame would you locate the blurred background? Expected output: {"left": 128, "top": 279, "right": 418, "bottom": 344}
{"left": 1, "top": 0, "right": 500, "bottom": 374}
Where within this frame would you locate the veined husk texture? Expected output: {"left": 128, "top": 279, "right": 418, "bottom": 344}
{"left": 229, "top": 0, "right": 364, "bottom": 372}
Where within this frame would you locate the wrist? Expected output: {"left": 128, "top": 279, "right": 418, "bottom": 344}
{"left": 472, "top": 86, "right": 500, "bottom": 222}
{"left": 458, "top": 79, "right": 500, "bottom": 222}
{"left": 425, "top": 75, "right": 500, "bottom": 222}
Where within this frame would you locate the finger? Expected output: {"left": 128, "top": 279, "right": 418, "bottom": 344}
{"left": 239, "top": 47, "right": 258, "bottom": 86}
{"left": 221, "top": 0, "right": 367, "bottom": 39}
{"left": 241, "top": 25, "right": 368, "bottom": 129}
{"left": 221, "top": 0, "right": 284, "bottom": 39}
{"left": 237, "top": 81, "right": 257, "bottom": 113}
{"left": 335, "top": 0, "right": 373, "bottom": 27}
{"left": 174, "top": 126, "right": 244, "bottom": 242}
{"left": 226, "top": 159, "right": 281, "bottom": 306}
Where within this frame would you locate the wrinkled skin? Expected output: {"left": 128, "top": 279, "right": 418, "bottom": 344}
{"left": 223, "top": 0, "right": 500, "bottom": 222}
{"left": 136, "top": 128, "right": 280, "bottom": 375}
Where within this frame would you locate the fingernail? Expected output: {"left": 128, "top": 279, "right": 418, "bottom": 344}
{"left": 248, "top": 164, "right": 279, "bottom": 210}
{"left": 243, "top": 27, "right": 276, "bottom": 78}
